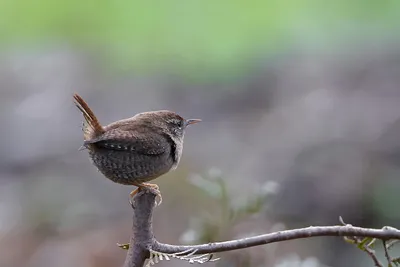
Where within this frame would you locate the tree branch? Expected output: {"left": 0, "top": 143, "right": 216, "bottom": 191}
{"left": 122, "top": 188, "right": 156, "bottom": 267}
{"left": 152, "top": 225, "right": 400, "bottom": 255}
{"left": 122, "top": 189, "right": 400, "bottom": 267}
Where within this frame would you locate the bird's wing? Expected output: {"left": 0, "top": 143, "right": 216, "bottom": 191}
{"left": 83, "top": 129, "right": 168, "bottom": 155}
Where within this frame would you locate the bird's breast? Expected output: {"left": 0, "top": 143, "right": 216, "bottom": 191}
{"left": 87, "top": 147, "right": 175, "bottom": 185}
{"left": 170, "top": 138, "right": 183, "bottom": 170}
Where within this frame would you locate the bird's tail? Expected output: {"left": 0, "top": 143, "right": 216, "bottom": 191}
{"left": 73, "top": 93, "right": 105, "bottom": 141}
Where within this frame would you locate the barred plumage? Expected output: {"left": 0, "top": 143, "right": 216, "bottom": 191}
{"left": 73, "top": 93, "right": 201, "bottom": 204}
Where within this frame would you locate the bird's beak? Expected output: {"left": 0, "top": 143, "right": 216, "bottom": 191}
{"left": 185, "top": 119, "right": 202, "bottom": 126}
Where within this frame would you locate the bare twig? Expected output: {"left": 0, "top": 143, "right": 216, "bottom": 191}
{"left": 383, "top": 240, "right": 393, "bottom": 267}
{"left": 387, "top": 240, "right": 400, "bottom": 250}
{"left": 363, "top": 245, "right": 383, "bottom": 267}
{"left": 122, "top": 189, "right": 400, "bottom": 267}
{"left": 343, "top": 235, "right": 382, "bottom": 267}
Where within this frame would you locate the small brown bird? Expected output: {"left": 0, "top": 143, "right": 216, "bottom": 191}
{"left": 73, "top": 93, "right": 201, "bottom": 204}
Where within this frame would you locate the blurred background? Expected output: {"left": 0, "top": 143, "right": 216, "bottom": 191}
{"left": 1, "top": 1, "right": 400, "bottom": 266}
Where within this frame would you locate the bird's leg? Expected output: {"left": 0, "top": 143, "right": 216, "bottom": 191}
{"left": 129, "top": 183, "right": 162, "bottom": 206}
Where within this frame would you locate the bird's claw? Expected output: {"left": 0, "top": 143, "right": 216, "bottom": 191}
{"left": 129, "top": 185, "right": 162, "bottom": 207}
{"left": 155, "top": 193, "right": 162, "bottom": 206}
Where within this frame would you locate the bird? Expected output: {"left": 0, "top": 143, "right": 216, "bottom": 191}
{"left": 73, "top": 93, "right": 201, "bottom": 205}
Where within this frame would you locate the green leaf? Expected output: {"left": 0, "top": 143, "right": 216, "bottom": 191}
{"left": 357, "top": 237, "right": 372, "bottom": 251}
{"left": 117, "top": 243, "right": 130, "bottom": 250}
{"left": 366, "top": 238, "right": 377, "bottom": 248}
{"left": 343, "top": 236, "right": 357, "bottom": 244}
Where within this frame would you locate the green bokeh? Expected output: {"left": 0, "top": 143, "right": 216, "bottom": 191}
{"left": 1, "top": 0, "right": 399, "bottom": 79}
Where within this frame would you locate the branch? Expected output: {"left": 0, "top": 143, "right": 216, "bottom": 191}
{"left": 152, "top": 225, "right": 400, "bottom": 255}
{"left": 122, "top": 188, "right": 157, "bottom": 267}
{"left": 122, "top": 189, "right": 400, "bottom": 267}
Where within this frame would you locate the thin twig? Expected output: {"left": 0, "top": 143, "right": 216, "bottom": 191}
{"left": 387, "top": 240, "right": 400, "bottom": 250}
{"left": 383, "top": 240, "right": 393, "bottom": 266}
{"left": 363, "top": 245, "right": 383, "bottom": 267}
{"left": 350, "top": 236, "right": 382, "bottom": 267}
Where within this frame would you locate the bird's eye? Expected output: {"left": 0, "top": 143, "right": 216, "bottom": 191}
{"left": 171, "top": 119, "right": 183, "bottom": 128}
{"left": 167, "top": 119, "right": 184, "bottom": 130}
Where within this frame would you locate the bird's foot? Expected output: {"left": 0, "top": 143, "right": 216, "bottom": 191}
{"left": 129, "top": 183, "right": 162, "bottom": 206}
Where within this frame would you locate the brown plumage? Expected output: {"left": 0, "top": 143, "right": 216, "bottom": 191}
{"left": 73, "top": 93, "right": 201, "bottom": 204}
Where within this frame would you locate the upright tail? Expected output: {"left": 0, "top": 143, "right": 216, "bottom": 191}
{"left": 73, "top": 93, "right": 105, "bottom": 141}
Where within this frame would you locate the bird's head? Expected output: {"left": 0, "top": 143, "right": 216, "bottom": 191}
{"left": 135, "top": 110, "right": 201, "bottom": 139}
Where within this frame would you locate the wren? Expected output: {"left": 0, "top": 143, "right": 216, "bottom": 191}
{"left": 73, "top": 93, "right": 201, "bottom": 205}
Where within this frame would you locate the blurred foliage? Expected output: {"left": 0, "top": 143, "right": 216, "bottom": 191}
{"left": 371, "top": 174, "right": 400, "bottom": 222}
{"left": 1, "top": 0, "right": 400, "bottom": 80}
{"left": 180, "top": 169, "right": 280, "bottom": 266}
{"left": 183, "top": 168, "right": 278, "bottom": 244}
